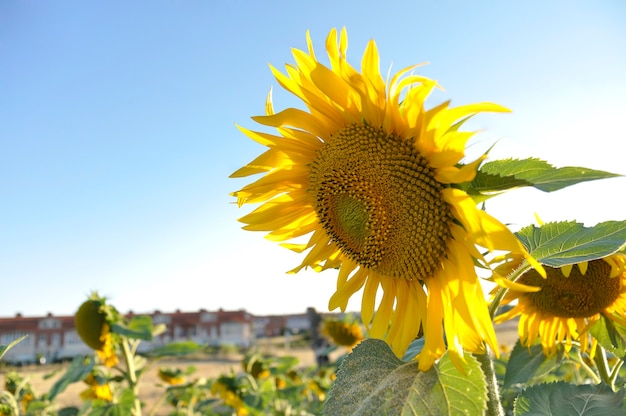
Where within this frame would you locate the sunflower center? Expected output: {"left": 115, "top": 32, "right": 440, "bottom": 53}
{"left": 519, "top": 259, "right": 622, "bottom": 318}
{"left": 309, "top": 123, "right": 453, "bottom": 280}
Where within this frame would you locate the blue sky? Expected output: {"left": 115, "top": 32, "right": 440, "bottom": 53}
{"left": 1, "top": 1, "right": 625, "bottom": 318}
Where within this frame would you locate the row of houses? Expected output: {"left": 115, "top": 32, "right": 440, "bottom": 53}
{"left": 0, "top": 307, "right": 329, "bottom": 365}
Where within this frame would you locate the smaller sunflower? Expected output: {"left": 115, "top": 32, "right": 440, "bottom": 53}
{"left": 495, "top": 253, "right": 626, "bottom": 356}
{"left": 211, "top": 379, "right": 249, "bottom": 416}
{"left": 241, "top": 354, "right": 270, "bottom": 379}
{"left": 4, "top": 371, "right": 35, "bottom": 413}
{"left": 75, "top": 296, "right": 119, "bottom": 368}
{"left": 158, "top": 368, "right": 186, "bottom": 386}
{"left": 80, "top": 372, "right": 113, "bottom": 402}
{"left": 322, "top": 318, "right": 364, "bottom": 349}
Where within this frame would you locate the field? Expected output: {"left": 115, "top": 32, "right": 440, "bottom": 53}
{"left": 1, "top": 321, "right": 520, "bottom": 415}
{"left": 2, "top": 342, "right": 323, "bottom": 415}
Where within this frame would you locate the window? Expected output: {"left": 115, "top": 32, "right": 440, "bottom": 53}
{"left": 65, "top": 330, "right": 82, "bottom": 345}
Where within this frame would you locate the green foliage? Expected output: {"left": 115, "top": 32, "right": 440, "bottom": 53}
{"left": 85, "top": 388, "right": 136, "bottom": 416}
{"left": 48, "top": 356, "right": 95, "bottom": 401}
{"left": 110, "top": 315, "right": 154, "bottom": 342}
{"left": 469, "top": 158, "right": 620, "bottom": 198}
{"left": 144, "top": 341, "right": 202, "bottom": 358}
{"left": 513, "top": 382, "right": 624, "bottom": 416}
{"left": 503, "top": 341, "right": 565, "bottom": 390}
{"left": 589, "top": 315, "right": 626, "bottom": 358}
{"left": 324, "top": 339, "right": 487, "bottom": 416}
{"left": 517, "top": 220, "right": 626, "bottom": 267}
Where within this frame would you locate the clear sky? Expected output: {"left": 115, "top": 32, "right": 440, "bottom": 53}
{"left": 1, "top": 1, "right": 625, "bottom": 319}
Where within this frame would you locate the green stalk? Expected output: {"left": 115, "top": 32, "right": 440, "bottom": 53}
{"left": 147, "top": 392, "right": 167, "bottom": 416}
{"left": 481, "top": 260, "right": 535, "bottom": 416}
{"left": 121, "top": 337, "right": 143, "bottom": 416}
{"left": 593, "top": 345, "right": 615, "bottom": 390}
{"left": 574, "top": 349, "right": 601, "bottom": 384}
{"left": 609, "top": 359, "right": 624, "bottom": 387}
{"left": 475, "top": 352, "right": 504, "bottom": 416}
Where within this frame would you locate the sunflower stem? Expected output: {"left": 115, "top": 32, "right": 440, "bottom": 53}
{"left": 574, "top": 349, "right": 601, "bottom": 384}
{"left": 593, "top": 345, "right": 615, "bottom": 390}
{"left": 147, "top": 392, "right": 167, "bottom": 416}
{"left": 489, "top": 260, "right": 532, "bottom": 319}
{"left": 121, "top": 337, "right": 143, "bottom": 416}
{"left": 609, "top": 359, "right": 624, "bottom": 387}
{"left": 475, "top": 351, "right": 504, "bottom": 416}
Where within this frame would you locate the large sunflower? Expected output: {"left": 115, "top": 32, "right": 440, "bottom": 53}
{"left": 231, "top": 28, "right": 537, "bottom": 370}
{"left": 495, "top": 253, "right": 626, "bottom": 356}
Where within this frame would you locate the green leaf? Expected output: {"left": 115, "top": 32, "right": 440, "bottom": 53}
{"left": 47, "top": 355, "right": 95, "bottom": 401}
{"left": 589, "top": 315, "right": 626, "bottom": 358}
{"left": 57, "top": 407, "right": 80, "bottom": 416}
{"left": 58, "top": 407, "right": 79, "bottom": 416}
{"left": 323, "top": 339, "right": 487, "bottom": 416}
{"left": 516, "top": 220, "right": 626, "bottom": 267}
{"left": 145, "top": 341, "right": 202, "bottom": 358}
{"left": 401, "top": 337, "right": 425, "bottom": 361}
{"left": 503, "top": 340, "right": 563, "bottom": 389}
{"left": 0, "top": 335, "right": 28, "bottom": 360}
{"left": 514, "top": 381, "right": 624, "bottom": 416}
{"left": 111, "top": 315, "right": 153, "bottom": 341}
{"left": 470, "top": 158, "right": 620, "bottom": 195}
{"left": 88, "top": 388, "right": 135, "bottom": 416}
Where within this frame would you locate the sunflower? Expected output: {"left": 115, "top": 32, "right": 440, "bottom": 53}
{"left": 231, "top": 27, "right": 538, "bottom": 370}
{"left": 80, "top": 372, "right": 113, "bottom": 402}
{"left": 158, "top": 368, "right": 186, "bottom": 385}
{"left": 211, "top": 380, "right": 249, "bottom": 416}
{"left": 322, "top": 318, "right": 364, "bottom": 349}
{"left": 75, "top": 297, "right": 119, "bottom": 368}
{"left": 495, "top": 253, "right": 626, "bottom": 356}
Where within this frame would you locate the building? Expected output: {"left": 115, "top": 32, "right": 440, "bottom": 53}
{"left": 0, "top": 308, "right": 255, "bottom": 365}
{"left": 1, "top": 307, "right": 356, "bottom": 365}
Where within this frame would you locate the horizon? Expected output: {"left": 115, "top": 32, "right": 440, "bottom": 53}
{"left": 0, "top": 305, "right": 358, "bottom": 320}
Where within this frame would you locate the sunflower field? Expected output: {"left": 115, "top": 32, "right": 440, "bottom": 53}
{"left": 3, "top": 27, "right": 626, "bottom": 415}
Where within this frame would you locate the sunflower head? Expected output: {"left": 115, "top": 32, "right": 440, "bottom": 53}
{"left": 3, "top": 371, "right": 34, "bottom": 412}
{"left": 80, "top": 371, "right": 113, "bottom": 402}
{"left": 75, "top": 294, "right": 119, "bottom": 367}
{"left": 211, "top": 378, "right": 248, "bottom": 416}
{"left": 75, "top": 298, "right": 107, "bottom": 350}
{"left": 241, "top": 353, "right": 270, "bottom": 379}
{"left": 158, "top": 368, "right": 186, "bottom": 385}
{"left": 322, "top": 318, "right": 364, "bottom": 349}
{"left": 496, "top": 253, "right": 626, "bottom": 356}
{"left": 232, "top": 27, "right": 537, "bottom": 370}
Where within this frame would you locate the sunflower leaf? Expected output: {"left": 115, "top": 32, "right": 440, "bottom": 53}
{"left": 111, "top": 315, "right": 154, "bottom": 341}
{"left": 589, "top": 315, "right": 626, "bottom": 358}
{"left": 513, "top": 381, "right": 624, "bottom": 415}
{"left": 503, "top": 340, "right": 564, "bottom": 390}
{"left": 0, "top": 335, "right": 27, "bottom": 361}
{"left": 48, "top": 355, "right": 95, "bottom": 401}
{"left": 144, "top": 341, "right": 202, "bottom": 358}
{"left": 516, "top": 220, "right": 626, "bottom": 267}
{"left": 402, "top": 337, "right": 425, "bottom": 361}
{"left": 469, "top": 158, "right": 620, "bottom": 195}
{"left": 323, "top": 339, "right": 487, "bottom": 416}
